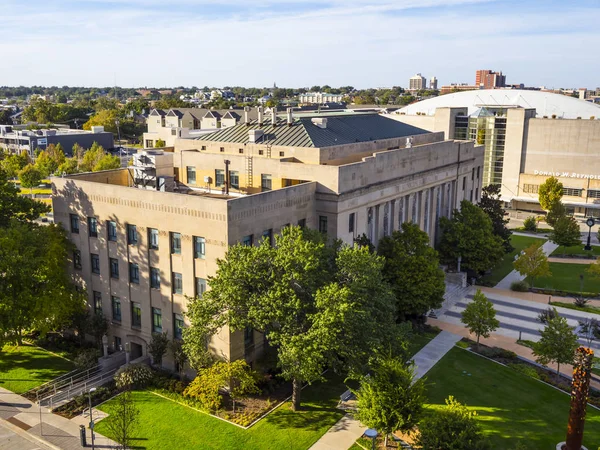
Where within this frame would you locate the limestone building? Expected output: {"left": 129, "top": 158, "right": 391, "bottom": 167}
{"left": 52, "top": 109, "right": 484, "bottom": 369}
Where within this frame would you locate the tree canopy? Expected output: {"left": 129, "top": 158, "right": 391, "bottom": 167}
{"left": 377, "top": 222, "right": 445, "bottom": 321}
{"left": 548, "top": 215, "right": 581, "bottom": 248}
{"left": 538, "top": 176, "right": 563, "bottom": 211}
{"left": 460, "top": 289, "right": 499, "bottom": 349}
{"left": 183, "top": 226, "right": 405, "bottom": 410}
{"left": 533, "top": 311, "right": 578, "bottom": 375}
{"left": 437, "top": 201, "right": 505, "bottom": 275}
{"left": 513, "top": 244, "right": 551, "bottom": 287}
{"left": 18, "top": 164, "right": 43, "bottom": 195}
{"left": 478, "top": 184, "right": 512, "bottom": 252}
{"left": 355, "top": 357, "right": 426, "bottom": 447}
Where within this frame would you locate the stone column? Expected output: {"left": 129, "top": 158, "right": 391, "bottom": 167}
{"left": 390, "top": 200, "right": 396, "bottom": 233}
{"left": 374, "top": 204, "right": 381, "bottom": 245}
{"left": 419, "top": 189, "right": 428, "bottom": 232}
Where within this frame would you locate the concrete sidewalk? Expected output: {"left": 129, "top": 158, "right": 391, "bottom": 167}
{"left": 548, "top": 256, "right": 597, "bottom": 264}
{"left": 309, "top": 331, "right": 461, "bottom": 450}
{"left": 0, "top": 387, "right": 117, "bottom": 450}
{"left": 495, "top": 240, "right": 559, "bottom": 290}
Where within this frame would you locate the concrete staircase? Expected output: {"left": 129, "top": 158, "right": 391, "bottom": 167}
{"left": 429, "top": 283, "right": 473, "bottom": 319}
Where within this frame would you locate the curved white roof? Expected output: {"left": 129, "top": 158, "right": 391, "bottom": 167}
{"left": 397, "top": 89, "right": 600, "bottom": 120}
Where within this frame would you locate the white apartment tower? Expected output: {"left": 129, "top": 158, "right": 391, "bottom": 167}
{"left": 409, "top": 73, "right": 427, "bottom": 91}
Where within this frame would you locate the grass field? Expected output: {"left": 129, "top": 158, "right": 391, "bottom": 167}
{"left": 0, "top": 344, "right": 75, "bottom": 394}
{"left": 480, "top": 235, "right": 546, "bottom": 286}
{"left": 425, "top": 347, "right": 600, "bottom": 449}
{"left": 532, "top": 262, "right": 600, "bottom": 293}
{"left": 96, "top": 375, "right": 348, "bottom": 450}
{"left": 551, "top": 245, "right": 600, "bottom": 258}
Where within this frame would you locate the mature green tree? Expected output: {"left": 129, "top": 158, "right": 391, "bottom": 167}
{"left": 378, "top": 223, "right": 445, "bottom": 321}
{"left": 1, "top": 152, "right": 29, "bottom": 178}
{"left": 57, "top": 158, "right": 79, "bottom": 175}
{"left": 0, "top": 109, "right": 12, "bottom": 125}
{"left": 538, "top": 176, "right": 563, "bottom": 211}
{"left": 513, "top": 244, "right": 551, "bottom": 288}
{"left": 93, "top": 154, "right": 121, "bottom": 172}
{"left": 89, "top": 312, "right": 109, "bottom": 349}
{"left": 79, "top": 142, "right": 106, "bottom": 172}
{"left": 355, "top": 357, "right": 426, "bottom": 447}
{"left": 0, "top": 169, "right": 49, "bottom": 227}
{"left": 18, "top": 164, "right": 43, "bottom": 196}
{"left": 533, "top": 311, "right": 578, "bottom": 375}
{"left": 169, "top": 339, "right": 188, "bottom": 379}
{"left": 549, "top": 215, "right": 581, "bottom": 247}
{"left": 417, "top": 396, "right": 490, "bottom": 450}
{"left": 0, "top": 221, "right": 85, "bottom": 343}
{"left": 184, "top": 226, "right": 402, "bottom": 410}
{"left": 153, "top": 95, "right": 188, "bottom": 110}
{"left": 460, "top": 289, "right": 499, "bottom": 349}
{"left": 437, "top": 201, "right": 505, "bottom": 275}
{"left": 546, "top": 201, "right": 566, "bottom": 227}
{"left": 148, "top": 332, "right": 169, "bottom": 367}
{"left": 34, "top": 151, "right": 55, "bottom": 178}
{"left": 478, "top": 184, "right": 512, "bottom": 251}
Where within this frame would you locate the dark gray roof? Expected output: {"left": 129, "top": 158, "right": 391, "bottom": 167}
{"left": 196, "top": 113, "right": 429, "bottom": 148}
{"left": 149, "top": 109, "right": 166, "bottom": 116}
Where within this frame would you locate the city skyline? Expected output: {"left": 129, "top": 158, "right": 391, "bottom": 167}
{"left": 1, "top": 0, "right": 599, "bottom": 89}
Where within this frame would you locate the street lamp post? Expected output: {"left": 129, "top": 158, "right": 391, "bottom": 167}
{"left": 88, "top": 387, "right": 97, "bottom": 450}
{"left": 585, "top": 217, "right": 595, "bottom": 251}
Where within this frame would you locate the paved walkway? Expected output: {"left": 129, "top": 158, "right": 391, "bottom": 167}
{"left": 309, "top": 331, "right": 461, "bottom": 450}
{"left": 548, "top": 256, "right": 597, "bottom": 264}
{"left": 0, "top": 387, "right": 117, "bottom": 450}
{"left": 495, "top": 240, "right": 559, "bottom": 289}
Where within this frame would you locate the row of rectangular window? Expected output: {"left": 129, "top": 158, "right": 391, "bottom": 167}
{"left": 241, "top": 220, "right": 307, "bottom": 247}
{"left": 102, "top": 294, "right": 184, "bottom": 338}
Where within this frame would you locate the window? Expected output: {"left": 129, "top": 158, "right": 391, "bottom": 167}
{"left": 349, "top": 213, "right": 355, "bottom": 233}
{"left": 91, "top": 254, "right": 100, "bottom": 274}
{"left": 93, "top": 291, "right": 102, "bottom": 314}
{"left": 588, "top": 190, "right": 600, "bottom": 199}
{"left": 462, "top": 177, "right": 466, "bottom": 191}
{"left": 470, "top": 190, "right": 473, "bottom": 202}
{"left": 219, "top": 147, "right": 224, "bottom": 153}
{"left": 298, "top": 218, "right": 306, "bottom": 228}
{"left": 73, "top": 250, "right": 82, "bottom": 270}
{"left": 112, "top": 296, "right": 121, "bottom": 321}
{"left": 107, "top": 220, "right": 117, "bottom": 241}
{"left": 563, "top": 187, "right": 583, "bottom": 197}
{"left": 193, "top": 236, "right": 206, "bottom": 259}
{"left": 171, "top": 232, "right": 182, "bottom": 254}
{"left": 152, "top": 307, "right": 162, "bottom": 333}
{"left": 258, "top": 149, "right": 264, "bottom": 155}
{"left": 114, "top": 336, "right": 122, "bottom": 351}
{"left": 186, "top": 166, "right": 196, "bottom": 185}
{"left": 148, "top": 228, "right": 159, "bottom": 250}
{"left": 229, "top": 171, "right": 239, "bottom": 189}
{"left": 195, "top": 277, "right": 206, "bottom": 298}
{"left": 261, "top": 174, "right": 272, "bottom": 192}
{"left": 150, "top": 267, "right": 161, "bottom": 289}
{"left": 475, "top": 188, "right": 479, "bottom": 201}
{"left": 215, "top": 169, "right": 225, "bottom": 187}
{"left": 171, "top": 129, "right": 177, "bottom": 136}
{"left": 471, "top": 168, "right": 475, "bottom": 181}
{"left": 319, "top": 215, "right": 328, "bottom": 234}
{"left": 145, "top": 140, "right": 154, "bottom": 148}
{"left": 201, "top": 145, "right": 206, "bottom": 150}
{"left": 107, "top": 258, "right": 119, "bottom": 279}
{"left": 127, "top": 224, "right": 137, "bottom": 245}
{"left": 279, "top": 151, "right": 285, "bottom": 157}
{"left": 244, "top": 327, "right": 254, "bottom": 349}
{"left": 129, "top": 263, "right": 140, "bottom": 284}
{"left": 174, "top": 313, "right": 184, "bottom": 339}
{"left": 172, "top": 272, "right": 183, "bottom": 294}
{"left": 131, "top": 302, "right": 142, "bottom": 327}
{"left": 70, "top": 214, "right": 79, "bottom": 233}
{"left": 88, "top": 217, "right": 98, "bottom": 237}
{"left": 238, "top": 148, "right": 244, "bottom": 154}
{"left": 242, "top": 235, "right": 253, "bottom": 246}
{"left": 523, "top": 184, "right": 539, "bottom": 194}
{"left": 262, "top": 229, "right": 273, "bottom": 246}
{"left": 477, "top": 166, "right": 480, "bottom": 179}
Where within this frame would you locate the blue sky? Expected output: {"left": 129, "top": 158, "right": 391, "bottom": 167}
{"left": 2, "top": 0, "right": 598, "bottom": 89}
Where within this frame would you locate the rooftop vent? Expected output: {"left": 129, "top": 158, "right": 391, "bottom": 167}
{"left": 311, "top": 117, "right": 328, "bottom": 129}
{"left": 248, "top": 129, "right": 264, "bottom": 143}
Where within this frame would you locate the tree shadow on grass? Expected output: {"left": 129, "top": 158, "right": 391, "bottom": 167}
{"left": 262, "top": 401, "right": 344, "bottom": 432}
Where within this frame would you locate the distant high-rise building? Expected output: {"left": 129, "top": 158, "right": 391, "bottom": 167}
{"left": 475, "top": 70, "right": 506, "bottom": 89}
{"left": 430, "top": 77, "right": 438, "bottom": 90}
{"left": 409, "top": 73, "right": 426, "bottom": 91}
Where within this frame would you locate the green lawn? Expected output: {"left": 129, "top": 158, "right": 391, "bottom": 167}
{"left": 96, "top": 375, "right": 347, "bottom": 450}
{"left": 480, "top": 235, "right": 546, "bottom": 286}
{"left": 551, "top": 245, "right": 600, "bottom": 258}
{"left": 532, "top": 262, "right": 600, "bottom": 293}
{"left": 425, "top": 347, "right": 600, "bottom": 449}
{"left": 550, "top": 301, "right": 600, "bottom": 315}
{"left": 0, "top": 344, "right": 75, "bottom": 394}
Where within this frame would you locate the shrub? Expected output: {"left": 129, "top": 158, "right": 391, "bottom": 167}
{"left": 523, "top": 216, "right": 537, "bottom": 232}
{"left": 476, "top": 346, "right": 517, "bottom": 360}
{"left": 114, "top": 363, "right": 154, "bottom": 389}
{"left": 537, "top": 307, "right": 557, "bottom": 324}
{"left": 74, "top": 348, "right": 100, "bottom": 369}
{"left": 574, "top": 295, "right": 589, "bottom": 307}
{"left": 510, "top": 280, "right": 529, "bottom": 292}
{"left": 507, "top": 363, "right": 540, "bottom": 380}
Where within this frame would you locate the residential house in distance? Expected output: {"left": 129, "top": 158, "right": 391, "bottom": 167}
{"left": 52, "top": 108, "right": 484, "bottom": 370}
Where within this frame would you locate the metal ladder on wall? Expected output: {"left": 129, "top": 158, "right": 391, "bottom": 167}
{"left": 246, "top": 155, "right": 253, "bottom": 190}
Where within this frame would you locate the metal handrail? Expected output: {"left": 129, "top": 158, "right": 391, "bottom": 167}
{"left": 43, "top": 367, "right": 118, "bottom": 410}
{"left": 35, "top": 366, "right": 102, "bottom": 399}
{"left": 23, "top": 366, "right": 88, "bottom": 397}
